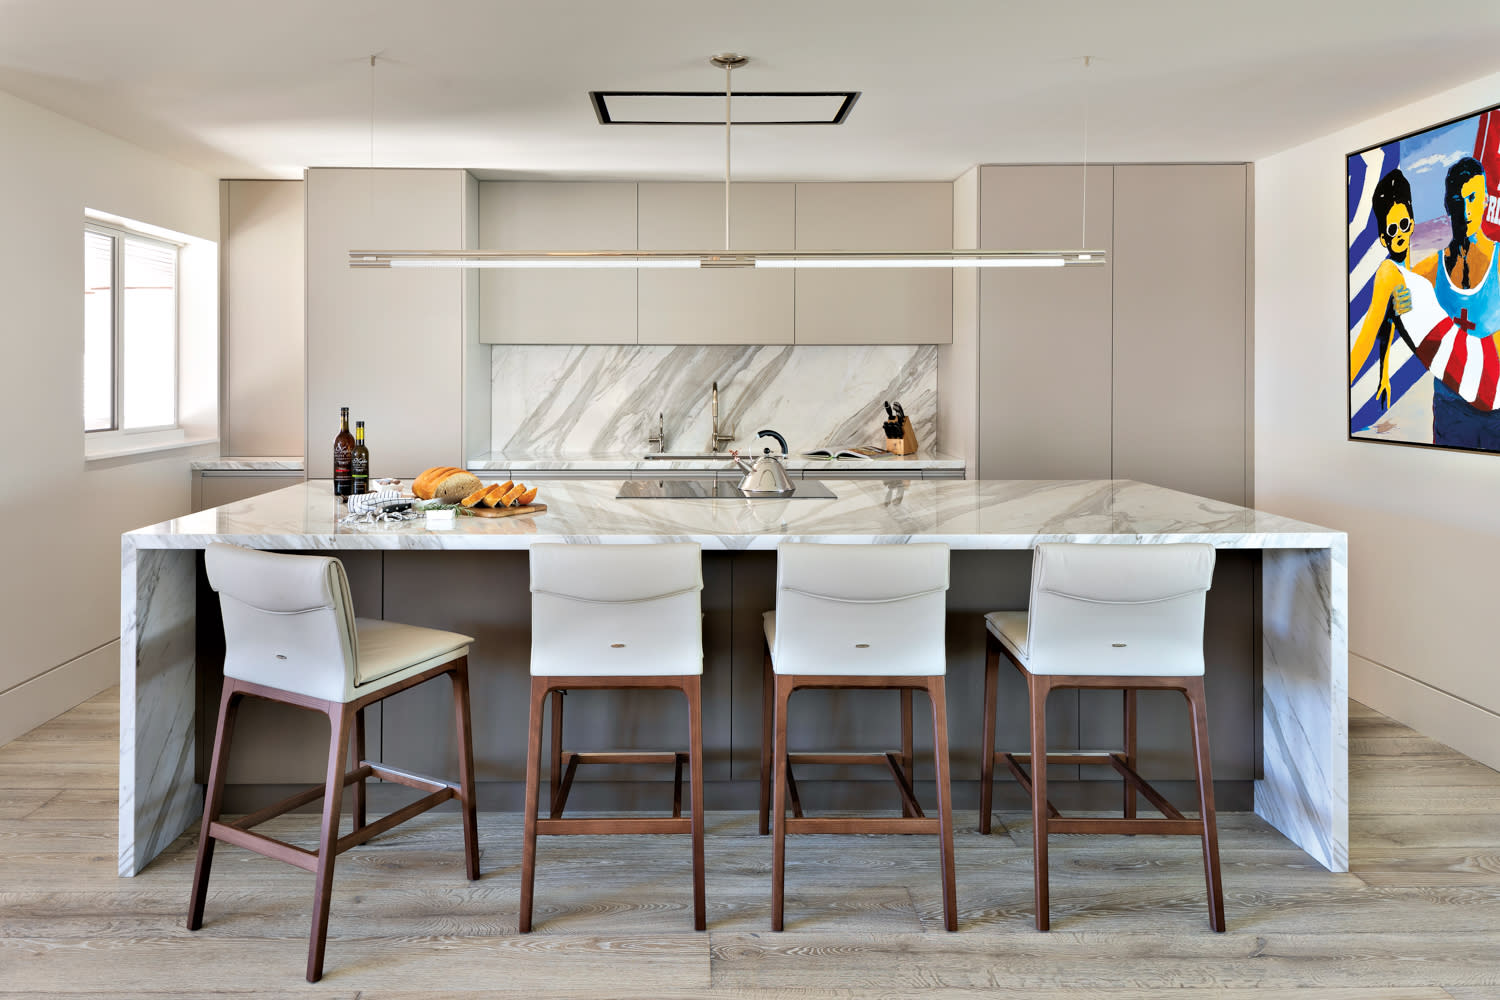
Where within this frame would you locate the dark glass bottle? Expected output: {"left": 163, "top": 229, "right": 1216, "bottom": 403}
{"left": 333, "top": 406, "right": 355, "bottom": 497}
{"left": 352, "top": 421, "right": 370, "bottom": 494}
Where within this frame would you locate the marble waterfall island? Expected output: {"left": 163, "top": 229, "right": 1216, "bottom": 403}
{"left": 120, "top": 478, "right": 1346, "bottom": 875}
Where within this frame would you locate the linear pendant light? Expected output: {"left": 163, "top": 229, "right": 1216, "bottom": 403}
{"left": 348, "top": 54, "right": 1106, "bottom": 271}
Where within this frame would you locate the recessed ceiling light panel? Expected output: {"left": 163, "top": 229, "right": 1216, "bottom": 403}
{"left": 590, "top": 91, "right": 859, "bottom": 126}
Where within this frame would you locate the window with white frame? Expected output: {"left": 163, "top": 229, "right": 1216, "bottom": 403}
{"left": 84, "top": 222, "right": 180, "bottom": 432}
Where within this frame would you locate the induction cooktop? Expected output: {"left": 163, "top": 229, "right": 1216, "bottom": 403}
{"left": 616, "top": 478, "right": 838, "bottom": 500}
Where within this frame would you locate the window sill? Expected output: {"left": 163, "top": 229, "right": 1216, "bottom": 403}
{"left": 85, "top": 430, "right": 218, "bottom": 462}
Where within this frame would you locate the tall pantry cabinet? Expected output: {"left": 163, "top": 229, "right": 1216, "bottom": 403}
{"left": 304, "top": 168, "right": 478, "bottom": 478}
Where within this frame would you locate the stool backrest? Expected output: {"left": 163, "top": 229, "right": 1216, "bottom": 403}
{"left": 1025, "top": 542, "right": 1215, "bottom": 676}
{"left": 773, "top": 543, "right": 950, "bottom": 676}
{"left": 529, "top": 542, "right": 704, "bottom": 676}
{"left": 204, "top": 543, "right": 358, "bottom": 694}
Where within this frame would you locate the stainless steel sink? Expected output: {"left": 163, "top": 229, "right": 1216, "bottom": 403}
{"left": 641, "top": 454, "right": 738, "bottom": 461}
{"left": 617, "top": 479, "right": 837, "bottom": 500}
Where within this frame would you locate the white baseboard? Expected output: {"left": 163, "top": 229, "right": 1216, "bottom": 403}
{"left": 1351, "top": 652, "right": 1500, "bottom": 771}
{"left": 0, "top": 641, "right": 118, "bottom": 747}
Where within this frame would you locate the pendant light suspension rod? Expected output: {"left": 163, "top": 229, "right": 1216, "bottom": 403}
{"left": 1080, "top": 55, "right": 1090, "bottom": 250}
{"left": 712, "top": 54, "right": 748, "bottom": 252}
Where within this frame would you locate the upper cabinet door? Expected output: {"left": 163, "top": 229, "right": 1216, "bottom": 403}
{"left": 477, "top": 182, "right": 637, "bottom": 344}
{"left": 637, "top": 182, "right": 794, "bottom": 344}
{"left": 794, "top": 183, "right": 953, "bottom": 344}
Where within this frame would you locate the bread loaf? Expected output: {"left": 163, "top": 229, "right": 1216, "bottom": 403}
{"left": 413, "top": 466, "right": 482, "bottom": 503}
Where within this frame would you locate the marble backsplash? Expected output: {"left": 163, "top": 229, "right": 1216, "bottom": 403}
{"left": 489, "top": 344, "right": 937, "bottom": 456}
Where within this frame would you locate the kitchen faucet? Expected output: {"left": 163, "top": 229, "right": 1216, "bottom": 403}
{"left": 647, "top": 412, "right": 665, "bottom": 453}
{"left": 708, "top": 382, "right": 734, "bottom": 453}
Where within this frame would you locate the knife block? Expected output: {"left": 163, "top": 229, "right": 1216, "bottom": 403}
{"left": 886, "top": 417, "right": 919, "bottom": 455}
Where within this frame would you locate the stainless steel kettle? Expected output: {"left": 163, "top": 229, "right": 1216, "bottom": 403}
{"left": 733, "top": 429, "right": 795, "bottom": 496}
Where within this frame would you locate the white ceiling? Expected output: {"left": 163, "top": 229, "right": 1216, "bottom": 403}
{"left": 2, "top": 0, "right": 1499, "bottom": 182}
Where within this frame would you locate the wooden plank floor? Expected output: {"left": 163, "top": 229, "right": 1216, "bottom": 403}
{"left": 0, "top": 690, "right": 1496, "bottom": 997}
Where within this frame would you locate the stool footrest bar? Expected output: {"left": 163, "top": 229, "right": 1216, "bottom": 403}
{"left": 536, "top": 817, "right": 693, "bottom": 835}
{"left": 784, "top": 817, "right": 941, "bottom": 835}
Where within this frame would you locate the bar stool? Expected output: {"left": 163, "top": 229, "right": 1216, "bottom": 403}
{"left": 761, "top": 542, "right": 957, "bottom": 932}
{"left": 980, "top": 542, "right": 1225, "bottom": 931}
{"left": 519, "top": 542, "right": 705, "bottom": 933}
{"left": 188, "top": 543, "right": 479, "bottom": 982}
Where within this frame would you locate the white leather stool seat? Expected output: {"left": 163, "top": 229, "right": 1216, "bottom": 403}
{"left": 767, "top": 543, "right": 949, "bottom": 676}
{"left": 353, "top": 618, "right": 472, "bottom": 690}
{"left": 986, "top": 543, "right": 1215, "bottom": 678}
{"left": 206, "top": 543, "right": 472, "bottom": 703}
{"left": 529, "top": 543, "right": 703, "bottom": 677}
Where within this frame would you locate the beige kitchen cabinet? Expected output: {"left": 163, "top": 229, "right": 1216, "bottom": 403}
{"left": 1111, "top": 164, "right": 1249, "bottom": 505}
{"left": 794, "top": 182, "right": 953, "bottom": 344}
{"left": 304, "top": 168, "right": 471, "bottom": 479}
{"left": 192, "top": 470, "right": 304, "bottom": 512}
{"left": 637, "top": 182, "right": 794, "bottom": 344}
{"left": 976, "top": 165, "right": 1115, "bottom": 480}
{"left": 477, "top": 182, "right": 637, "bottom": 344}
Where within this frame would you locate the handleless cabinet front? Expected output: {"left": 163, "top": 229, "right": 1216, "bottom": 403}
{"left": 637, "top": 182, "right": 794, "bottom": 344}
{"left": 794, "top": 183, "right": 953, "bottom": 344}
{"left": 478, "top": 182, "right": 638, "bottom": 344}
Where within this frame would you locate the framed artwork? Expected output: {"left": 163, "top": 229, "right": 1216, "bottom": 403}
{"left": 1348, "top": 103, "right": 1500, "bottom": 452}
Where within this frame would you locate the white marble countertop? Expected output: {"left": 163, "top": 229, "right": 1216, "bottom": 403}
{"left": 126, "top": 478, "right": 1341, "bottom": 552}
{"left": 190, "top": 457, "right": 304, "bottom": 471}
{"left": 466, "top": 448, "right": 964, "bottom": 474}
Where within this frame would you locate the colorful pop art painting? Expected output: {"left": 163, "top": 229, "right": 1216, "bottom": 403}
{"left": 1348, "top": 104, "right": 1500, "bottom": 452}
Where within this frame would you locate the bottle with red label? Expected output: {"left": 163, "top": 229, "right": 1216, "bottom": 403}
{"left": 333, "top": 406, "right": 355, "bottom": 497}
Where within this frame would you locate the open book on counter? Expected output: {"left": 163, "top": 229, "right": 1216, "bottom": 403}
{"left": 801, "top": 445, "right": 894, "bottom": 460}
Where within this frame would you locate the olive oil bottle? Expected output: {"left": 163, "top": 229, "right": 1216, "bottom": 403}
{"left": 352, "top": 421, "right": 370, "bottom": 494}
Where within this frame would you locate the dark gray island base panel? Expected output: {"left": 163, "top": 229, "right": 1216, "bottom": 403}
{"left": 198, "top": 548, "right": 1261, "bottom": 815}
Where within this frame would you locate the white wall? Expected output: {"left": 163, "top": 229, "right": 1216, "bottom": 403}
{"left": 0, "top": 89, "right": 220, "bottom": 744}
{"left": 1255, "top": 70, "right": 1500, "bottom": 769}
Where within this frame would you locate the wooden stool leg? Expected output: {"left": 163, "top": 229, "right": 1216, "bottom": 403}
{"left": 685, "top": 675, "right": 706, "bottom": 931}
{"left": 187, "top": 680, "right": 242, "bottom": 931}
{"left": 758, "top": 645, "right": 773, "bottom": 835}
{"left": 352, "top": 707, "right": 367, "bottom": 832}
{"left": 979, "top": 634, "right": 1000, "bottom": 834}
{"left": 549, "top": 689, "right": 565, "bottom": 819}
{"left": 518, "top": 677, "right": 548, "bottom": 934}
{"left": 451, "top": 657, "right": 480, "bottom": 881}
{"left": 899, "top": 688, "right": 915, "bottom": 818}
{"left": 1123, "top": 689, "right": 1138, "bottom": 820}
{"left": 771, "top": 674, "right": 792, "bottom": 931}
{"left": 928, "top": 677, "right": 958, "bottom": 932}
{"left": 306, "top": 704, "right": 352, "bottom": 983}
{"left": 1029, "top": 674, "right": 1052, "bottom": 932}
{"left": 1185, "top": 678, "right": 1226, "bottom": 932}
{"left": 519, "top": 677, "right": 549, "bottom": 935}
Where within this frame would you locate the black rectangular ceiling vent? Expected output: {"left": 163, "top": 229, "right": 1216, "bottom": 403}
{"left": 590, "top": 91, "right": 859, "bottom": 126}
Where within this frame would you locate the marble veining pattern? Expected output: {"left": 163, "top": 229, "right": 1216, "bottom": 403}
{"left": 490, "top": 344, "right": 936, "bottom": 458}
{"left": 120, "top": 478, "right": 1346, "bottom": 876}
{"left": 119, "top": 546, "right": 200, "bottom": 876}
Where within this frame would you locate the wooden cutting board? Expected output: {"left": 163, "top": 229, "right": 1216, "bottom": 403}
{"left": 466, "top": 503, "right": 547, "bottom": 519}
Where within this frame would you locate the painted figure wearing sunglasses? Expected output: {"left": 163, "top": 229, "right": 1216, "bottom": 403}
{"left": 1350, "top": 168, "right": 1417, "bottom": 409}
